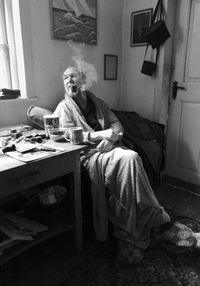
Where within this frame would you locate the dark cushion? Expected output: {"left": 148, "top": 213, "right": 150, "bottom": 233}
{"left": 112, "top": 110, "right": 165, "bottom": 186}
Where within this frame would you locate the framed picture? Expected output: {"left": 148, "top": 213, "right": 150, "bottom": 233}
{"left": 104, "top": 54, "right": 118, "bottom": 80}
{"left": 130, "top": 8, "right": 153, "bottom": 46}
{"left": 50, "top": 0, "right": 97, "bottom": 45}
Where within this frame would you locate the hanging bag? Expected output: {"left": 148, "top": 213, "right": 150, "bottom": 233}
{"left": 146, "top": 0, "right": 171, "bottom": 49}
{"left": 141, "top": 45, "right": 159, "bottom": 76}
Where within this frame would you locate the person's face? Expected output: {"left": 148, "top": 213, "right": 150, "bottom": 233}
{"left": 63, "top": 67, "right": 81, "bottom": 97}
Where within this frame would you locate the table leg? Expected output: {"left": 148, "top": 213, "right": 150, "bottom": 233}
{"left": 72, "top": 153, "right": 82, "bottom": 252}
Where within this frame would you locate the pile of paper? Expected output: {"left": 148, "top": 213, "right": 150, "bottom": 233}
{"left": 0, "top": 211, "right": 48, "bottom": 255}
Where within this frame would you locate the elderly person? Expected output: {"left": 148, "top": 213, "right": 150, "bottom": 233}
{"left": 54, "top": 66, "right": 170, "bottom": 264}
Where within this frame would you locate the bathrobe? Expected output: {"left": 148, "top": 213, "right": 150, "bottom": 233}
{"left": 54, "top": 91, "right": 170, "bottom": 249}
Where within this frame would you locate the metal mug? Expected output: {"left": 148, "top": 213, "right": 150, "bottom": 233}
{"left": 43, "top": 114, "right": 59, "bottom": 137}
{"left": 64, "top": 127, "right": 83, "bottom": 145}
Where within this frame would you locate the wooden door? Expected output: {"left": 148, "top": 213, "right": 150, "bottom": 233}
{"left": 165, "top": 0, "right": 200, "bottom": 186}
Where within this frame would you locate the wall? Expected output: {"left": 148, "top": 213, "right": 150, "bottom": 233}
{"left": 0, "top": 0, "right": 123, "bottom": 127}
{"left": 121, "top": 0, "right": 156, "bottom": 120}
{"left": 121, "top": 0, "right": 173, "bottom": 123}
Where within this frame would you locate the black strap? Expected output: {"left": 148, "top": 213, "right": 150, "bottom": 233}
{"left": 151, "top": 0, "right": 165, "bottom": 24}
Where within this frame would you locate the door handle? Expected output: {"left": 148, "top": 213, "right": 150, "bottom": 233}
{"left": 172, "top": 81, "right": 185, "bottom": 100}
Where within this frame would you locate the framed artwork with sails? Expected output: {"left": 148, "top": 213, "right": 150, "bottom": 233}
{"left": 50, "top": 0, "right": 97, "bottom": 45}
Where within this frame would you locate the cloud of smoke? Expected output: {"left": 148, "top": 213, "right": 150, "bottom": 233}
{"left": 68, "top": 42, "right": 98, "bottom": 91}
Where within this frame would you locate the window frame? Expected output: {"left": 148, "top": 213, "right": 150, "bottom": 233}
{"left": 0, "top": 0, "right": 19, "bottom": 90}
{"left": 0, "top": 0, "right": 35, "bottom": 99}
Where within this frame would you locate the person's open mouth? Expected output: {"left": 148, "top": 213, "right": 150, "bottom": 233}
{"left": 67, "top": 84, "right": 78, "bottom": 94}
{"left": 71, "top": 85, "right": 77, "bottom": 93}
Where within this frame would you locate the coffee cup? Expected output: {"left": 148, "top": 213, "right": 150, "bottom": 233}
{"left": 64, "top": 127, "right": 83, "bottom": 145}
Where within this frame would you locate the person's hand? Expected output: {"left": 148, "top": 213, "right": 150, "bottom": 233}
{"left": 97, "top": 139, "right": 114, "bottom": 153}
{"left": 90, "top": 128, "right": 122, "bottom": 142}
{"left": 102, "top": 129, "right": 120, "bottom": 142}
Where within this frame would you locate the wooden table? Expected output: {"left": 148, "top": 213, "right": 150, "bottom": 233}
{"left": 0, "top": 140, "right": 87, "bottom": 265}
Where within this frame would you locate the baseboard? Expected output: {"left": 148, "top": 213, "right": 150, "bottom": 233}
{"left": 161, "top": 173, "right": 200, "bottom": 197}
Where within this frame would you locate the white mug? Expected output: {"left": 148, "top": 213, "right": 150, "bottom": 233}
{"left": 64, "top": 127, "right": 83, "bottom": 145}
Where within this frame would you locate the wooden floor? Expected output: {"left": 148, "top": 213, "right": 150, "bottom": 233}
{"left": 155, "top": 178, "right": 200, "bottom": 222}
{"left": 1, "top": 180, "right": 200, "bottom": 286}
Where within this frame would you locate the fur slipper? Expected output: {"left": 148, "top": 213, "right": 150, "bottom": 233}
{"left": 160, "top": 221, "right": 197, "bottom": 247}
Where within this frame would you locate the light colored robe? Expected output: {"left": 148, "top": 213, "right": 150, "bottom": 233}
{"left": 54, "top": 91, "right": 170, "bottom": 249}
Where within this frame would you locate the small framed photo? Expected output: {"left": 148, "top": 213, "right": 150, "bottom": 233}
{"left": 104, "top": 54, "right": 118, "bottom": 80}
{"left": 130, "top": 8, "right": 153, "bottom": 46}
